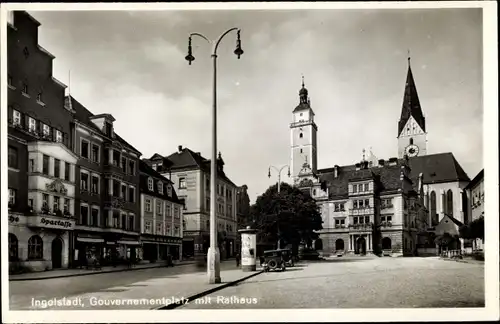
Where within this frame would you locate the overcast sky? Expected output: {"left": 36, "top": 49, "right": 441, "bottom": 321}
{"left": 29, "top": 8, "right": 483, "bottom": 203}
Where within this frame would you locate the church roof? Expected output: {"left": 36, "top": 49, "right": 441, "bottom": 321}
{"left": 317, "top": 152, "right": 470, "bottom": 200}
{"left": 464, "top": 169, "right": 484, "bottom": 190}
{"left": 398, "top": 60, "right": 426, "bottom": 136}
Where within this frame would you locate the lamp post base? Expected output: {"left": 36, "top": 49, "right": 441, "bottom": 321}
{"left": 207, "top": 246, "right": 221, "bottom": 284}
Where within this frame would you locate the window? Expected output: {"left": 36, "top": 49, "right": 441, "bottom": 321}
{"left": 128, "top": 160, "right": 135, "bottom": 175}
{"left": 120, "top": 184, "right": 126, "bottom": 199}
{"left": 29, "top": 159, "right": 35, "bottom": 172}
{"left": 148, "top": 177, "right": 154, "bottom": 191}
{"left": 152, "top": 164, "right": 157, "bottom": 171}
{"left": 156, "top": 222, "right": 163, "bottom": 235}
{"left": 42, "top": 124, "right": 50, "bottom": 137}
{"left": 166, "top": 204, "right": 172, "bottom": 217}
{"left": 174, "top": 207, "right": 180, "bottom": 218}
{"left": 92, "top": 175, "right": 99, "bottom": 194}
{"left": 183, "top": 220, "right": 186, "bottom": 230}
{"left": 299, "top": 133, "right": 303, "bottom": 138}
{"left": 64, "top": 199, "right": 70, "bottom": 214}
{"left": 81, "top": 140, "right": 89, "bottom": 159}
{"left": 42, "top": 194, "right": 49, "bottom": 208}
{"left": 128, "top": 215, "right": 134, "bottom": 231}
{"left": 334, "top": 203, "right": 345, "bottom": 212}
{"left": 54, "top": 159, "right": 61, "bottom": 178}
{"left": 80, "top": 205, "right": 89, "bottom": 225}
{"left": 28, "top": 117, "right": 36, "bottom": 133}
{"left": 365, "top": 216, "right": 370, "bottom": 224}
{"left": 145, "top": 221, "right": 152, "bottom": 234}
{"left": 37, "top": 91, "right": 43, "bottom": 102}
{"left": 91, "top": 144, "right": 99, "bottom": 163}
{"left": 112, "top": 180, "right": 120, "bottom": 197}
{"left": 365, "top": 199, "right": 370, "bottom": 207}
{"left": 300, "top": 148, "right": 303, "bottom": 153}
{"left": 334, "top": 218, "right": 346, "bottom": 227}
{"left": 158, "top": 181, "right": 163, "bottom": 194}
{"left": 128, "top": 186, "right": 135, "bottom": 203}
{"left": 121, "top": 157, "right": 127, "bottom": 173}
{"left": 381, "top": 198, "right": 393, "bottom": 208}
{"left": 22, "top": 82, "right": 28, "bottom": 94}
{"left": 53, "top": 196, "right": 60, "bottom": 212}
{"left": 91, "top": 208, "right": 99, "bottom": 227}
{"left": 81, "top": 172, "right": 89, "bottom": 191}
{"left": 28, "top": 199, "right": 34, "bottom": 209}
{"left": 157, "top": 201, "right": 163, "bottom": 214}
{"left": 12, "top": 110, "right": 21, "bottom": 125}
{"left": 409, "top": 138, "right": 414, "bottom": 145}
{"left": 167, "top": 185, "right": 172, "bottom": 197}
{"left": 121, "top": 214, "right": 127, "bottom": 230}
{"left": 8, "top": 146, "right": 18, "bottom": 168}
{"left": 28, "top": 235, "right": 43, "bottom": 260}
{"left": 179, "top": 177, "right": 186, "bottom": 189}
{"left": 55, "top": 130, "right": 63, "bottom": 143}
{"left": 42, "top": 155, "right": 49, "bottom": 174}
{"left": 8, "top": 188, "right": 16, "bottom": 206}
{"left": 353, "top": 184, "right": 358, "bottom": 193}
{"left": 166, "top": 224, "right": 171, "bottom": 236}
{"left": 105, "top": 121, "right": 112, "bottom": 137}
{"left": 206, "top": 197, "right": 210, "bottom": 211}
{"left": 112, "top": 150, "right": 120, "bottom": 166}
{"left": 9, "top": 234, "right": 18, "bottom": 261}
{"left": 145, "top": 199, "right": 152, "bottom": 212}
{"left": 364, "top": 183, "right": 369, "bottom": 192}
{"left": 381, "top": 215, "right": 393, "bottom": 223}
{"left": 64, "top": 162, "right": 70, "bottom": 181}
{"left": 227, "top": 204, "right": 232, "bottom": 216}
{"left": 174, "top": 226, "right": 180, "bottom": 236}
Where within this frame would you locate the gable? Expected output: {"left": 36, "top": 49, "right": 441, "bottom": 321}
{"left": 435, "top": 215, "right": 463, "bottom": 236}
{"left": 399, "top": 115, "right": 425, "bottom": 138}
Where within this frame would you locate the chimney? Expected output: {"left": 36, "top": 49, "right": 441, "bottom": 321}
{"left": 333, "top": 165, "right": 339, "bottom": 178}
{"left": 378, "top": 159, "right": 385, "bottom": 167}
{"left": 178, "top": 145, "right": 183, "bottom": 153}
{"left": 355, "top": 163, "right": 361, "bottom": 171}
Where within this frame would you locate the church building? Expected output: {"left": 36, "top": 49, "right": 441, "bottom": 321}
{"left": 291, "top": 57, "right": 471, "bottom": 257}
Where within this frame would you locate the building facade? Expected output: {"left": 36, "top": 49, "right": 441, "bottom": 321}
{"left": 139, "top": 160, "right": 184, "bottom": 261}
{"left": 290, "top": 58, "right": 471, "bottom": 257}
{"left": 235, "top": 184, "right": 251, "bottom": 252}
{"left": 464, "top": 169, "right": 484, "bottom": 250}
{"left": 70, "top": 98, "right": 142, "bottom": 267}
{"left": 7, "top": 11, "right": 78, "bottom": 272}
{"left": 143, "top": 146, "right": 239, "bottom": 260}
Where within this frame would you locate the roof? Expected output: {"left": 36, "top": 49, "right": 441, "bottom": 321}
{"left": 318, "top": 160, "right": 405, "bottom": 199}
{"left": 317, "top": 152, "right": 470, "bottom": 199}
{"left": 407, "top": 153, "right": 470, "bottom": 185}
{"left": 139, "top": 160, "right": 182, "bottom": 204}
{"left": 68, "top": 96, "right": 141, "bottom": 156}
{"left": 398, "top": 61, "right": 426, "bottom": 135}
{"left": 443, "top": 214, "right": 464, "bottom": 227}
{"left": 146, "top": 147, "right": 237, "bottom": 187}
{"left": 464, "top": 169, "right": 484, "bottom": 190}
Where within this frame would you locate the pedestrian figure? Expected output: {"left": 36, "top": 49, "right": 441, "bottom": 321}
{"left": 236, "top": 253, "right": 240, "bottom": 267}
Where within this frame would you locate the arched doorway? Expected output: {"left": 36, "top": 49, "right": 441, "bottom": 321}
{"left": 382, "top": 237, "right": 392, "bottom": 250}
{"left": 335, "top": 239, "right": 344, "bottom": 252}
{"left": 314, "top": 239, "right": 323, "bottom": 251}
{"left": 51, "top": 237, "right": 63, "bottom": 269}
{"left": 356, "top": 237, "right": 366, "bottom": 255}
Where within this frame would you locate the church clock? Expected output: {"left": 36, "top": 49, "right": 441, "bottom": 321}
{"left": 405, "top": 144, "right": 420, "bottom": 157}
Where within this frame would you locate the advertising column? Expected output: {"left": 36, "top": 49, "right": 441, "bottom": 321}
{"left": 238, "top": 226, "right": 257, "bottom": 272}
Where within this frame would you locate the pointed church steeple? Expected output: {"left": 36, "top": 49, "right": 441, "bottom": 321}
{"left": 398, "top": 53, "right": 426, "bottom": 136}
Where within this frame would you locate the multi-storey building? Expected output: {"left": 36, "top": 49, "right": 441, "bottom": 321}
{"left": 69, "top": 98, "right": 142, "bottom": 267}
{"left": 464, "top": 169, "right": 484, "bottom": 250}
{"left": 139, "top": 160, "right": 184, "bottom": 261}
{"left": 143, "top": 146, "right": 238, "bottom": 260}
{"left": 291, "top": 57, "right": 471, "bottom": 257}
{"left": 7, "top": 11, "right": 78, "bottom": 272}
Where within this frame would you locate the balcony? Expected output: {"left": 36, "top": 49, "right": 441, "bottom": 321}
{"left": 290, "top": 120, "right": 314, "bottom": 128}
{"left": 104, "top": 161, "right": 124, "bottom": 174}
{"left": 381, "top": 204, "right": 394, "bottom": 210}
{"left": 103, "top": 195, "right": 126, "bottom": 209}
{"left": 348, "top": 222, "right": 373, "bottom": 232}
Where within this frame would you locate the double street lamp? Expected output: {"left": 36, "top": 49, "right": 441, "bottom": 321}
{"left": 268, "top": 165, "right": 290, "bottom": 249}
{"left": 185, "top": 28, "right": 243, "bottom": 284}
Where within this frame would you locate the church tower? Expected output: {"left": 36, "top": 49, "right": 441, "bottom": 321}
{"left": 397, "top": 55, "right": 428, "bottom": 158}
{"left": 290, "top": 76, "right": 318, "bottom": 184}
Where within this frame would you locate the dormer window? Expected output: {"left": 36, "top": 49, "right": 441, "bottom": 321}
{"left": 158, "top": 181, "right": 163, "bottom": 194}
{"left": 22, "top": 82, "right": 28, "bottom": 95}
{"left": 105, "top": 121, "right": 112, "bottom": 137}
{"left": 37, "top": 92, "right": 43, "bottom": 102}
{"left": 148, "top": 177, "right": 153, "bottom": 191}
{"left": 167, "top": 184, "right": 172, "bottom": 197}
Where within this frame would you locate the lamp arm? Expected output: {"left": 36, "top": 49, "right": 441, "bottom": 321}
{"left": 213, "top": 27, "right": 239, "bottom": 55}
{"left": 190, "top": 32, "right": 211, "bottom": 44}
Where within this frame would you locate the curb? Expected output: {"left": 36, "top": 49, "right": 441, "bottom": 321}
{"left": 153, "top": 270, "right": 264, "bottom": 310}
{"left": 9, "top": 262, "right": 195, "bottom": 282}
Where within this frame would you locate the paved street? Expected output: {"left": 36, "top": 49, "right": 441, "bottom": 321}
{"left": 9, "top": 260, "right": 241, "bottom": 310}
{"left": 180, "top": 257, "right": 484, "bottom": 309}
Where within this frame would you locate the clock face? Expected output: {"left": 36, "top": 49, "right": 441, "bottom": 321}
{"left": 405, "top": 144, "right": 419, "bottom": 157}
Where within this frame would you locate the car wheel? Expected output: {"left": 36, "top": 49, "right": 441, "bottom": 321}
{"left": 267, "top": 259, "right": 277, "bottom": 270}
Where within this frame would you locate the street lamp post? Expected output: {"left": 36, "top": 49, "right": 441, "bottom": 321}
{"left": 185, "top": 28, "right": 243, "bottom": 284}
{"left": 268, "top": 165, "right": 290, "bottom": 249}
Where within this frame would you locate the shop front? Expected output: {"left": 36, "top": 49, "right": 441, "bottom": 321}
{"left": 141, "top": 234, "right": 183, "bottom": 262}
{"left": 73, "top": 232, "right": 105, "bottom": 268}
{"left": 9, "top": 213, "right": 75, "bottom": 272}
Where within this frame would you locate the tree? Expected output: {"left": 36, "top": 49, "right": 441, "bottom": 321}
{"left": 250, "top": 182, "right": 323, "bottom": 254}
{"left": 459, "top": 216, "right": 484, "bottom": 241}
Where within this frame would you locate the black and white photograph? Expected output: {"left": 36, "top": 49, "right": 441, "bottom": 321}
{"left": 1, "top": 2, "right": 498, "bottom": 323}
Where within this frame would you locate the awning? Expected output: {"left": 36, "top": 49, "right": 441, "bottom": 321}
{"left": 117, "top": 240, "right": 141, "bottom": 245}
{"left": 77, "top": 237, "right": 105, "bottom": 243}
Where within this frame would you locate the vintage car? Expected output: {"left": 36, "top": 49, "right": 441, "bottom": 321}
{"left": 261, "top": 249, "right": 287, "bottom": 272}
